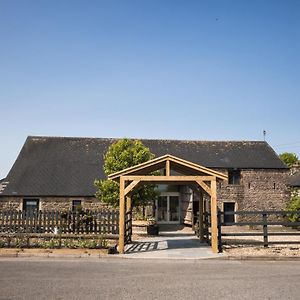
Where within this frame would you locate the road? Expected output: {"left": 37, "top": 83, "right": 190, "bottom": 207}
{"left": 0, "top": 258, "right": 299, "bottom": 300}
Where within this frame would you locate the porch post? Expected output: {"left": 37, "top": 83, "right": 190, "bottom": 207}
{"left": 126, "top": 196, "right": 132, "bottom": 242}
{"left": 210, "top": 178, "right": 218, "bottom": 253}
{"left": 118, "top": 177, "right": 125, "bottom": 254}
{"left": 199, "top": 190, "right": 204, "bottom": 242}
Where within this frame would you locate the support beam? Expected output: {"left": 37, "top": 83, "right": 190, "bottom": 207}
{"left": 124, "top": 180, "right": 140, "bottom": 196}
{"left": 195, "top": 180, "right": 212, "bottom": 196}
{"left": 199, "top": 190, "right": 204, "bottom": 242}
{"left": 210, "top": 178, "right": 218, "bottom": 253}
{"left": 118, "top": 177, "right": 125, "bottom": 254}
{"left": 123, "top": 175, "right": 215, "bottom": 182}
{"left": 126, "top": 196, "right": 132, "bottom": 212}
{"left": 126, "top": 196, "right": 132, "bottom": 242}
{"left": 165, "top": 159, "right": 170, "bottom": 176}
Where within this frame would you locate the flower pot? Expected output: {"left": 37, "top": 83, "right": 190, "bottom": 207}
{"left": 147, "top": 224, "right": 159, "bottom": 236}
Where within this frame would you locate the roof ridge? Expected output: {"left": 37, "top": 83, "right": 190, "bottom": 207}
{"left": 27, "top": 135, "right": 267, "bottom": 143}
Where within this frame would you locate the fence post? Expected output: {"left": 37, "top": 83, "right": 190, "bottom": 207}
{"left": 262, "top": 212, "right": 268, "bottom": 248}
{"left": 217, "top": 210, "right": 223, "bottom": 252}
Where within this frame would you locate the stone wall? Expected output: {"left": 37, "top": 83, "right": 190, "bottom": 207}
{"left": 217, "top": 169, "right": 290, "bottom": 211}
{"left": 0, "top": 196, "right": 107, "bottom": 211}
{"left": 216, "top": 169, "right": 290, "bottom": 221}
{"left": 178, "top": 169, "right": 290, "bottom": 223}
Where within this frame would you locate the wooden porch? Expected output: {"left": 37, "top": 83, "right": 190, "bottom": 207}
{"left": 108, "top": 154, "right": 228, "bottom": 254}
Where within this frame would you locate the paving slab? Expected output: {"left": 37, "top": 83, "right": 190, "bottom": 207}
{"left": 120, "top": 233, "right": 225, "bottom": 260}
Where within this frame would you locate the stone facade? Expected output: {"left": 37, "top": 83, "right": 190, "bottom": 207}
{"left": 217, "top": 169, "right": 290, "bottom": 211}
{"left": 158, "top": 168, "right": 290, "bottom": 224}
{"left": 0, "top": 169, "right": 291, "bottom": 224}
{"left": 0, "top": 196, "right": 106, "bottom": 211}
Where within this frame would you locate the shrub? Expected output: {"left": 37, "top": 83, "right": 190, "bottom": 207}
{"left": 285, "top": 193, "right": 300, "bottom": 223}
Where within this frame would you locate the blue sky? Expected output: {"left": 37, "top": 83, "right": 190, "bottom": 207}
{"left": 0, "top": 0, "right": 299, "bottom": 178}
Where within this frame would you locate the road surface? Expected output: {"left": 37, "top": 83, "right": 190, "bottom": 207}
{"left": 0, "top": 258, "right": 299, "bottom": 299}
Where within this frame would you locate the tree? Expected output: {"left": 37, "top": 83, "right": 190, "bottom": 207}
{"left": 94, "top": 138, "right": 159, "bottom": 208}
{"left": 279, "top": 152, "right": 299, "bottom": 168}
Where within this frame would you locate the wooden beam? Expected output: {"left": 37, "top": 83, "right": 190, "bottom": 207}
{"left": 124, "top": 180, "right": 140, "bottom": 196}
{"left": 108, "top": 154, "right": 228, "bottom": 181}
{"left": 199, "top": 190, "right": 204, "bottom": 242}
{"left": 126, "top": 196, "right": 132, "bottom": 242}
{"left": 166, "top": 159, "right": 170, "bottom": 176}
{"left": 195, "top": 180, "right": 212, "bottom": 196}
{"left": 210, "top": 178, "right": 218, "bottom": 253}
{"left": 126, "top": 196, "right": 132, "bottom": 213}
{"left": 122, "top": 175, "right": 215, "bottom": 182}
{"left": 108, "top": 155, "right": 170, "bottom": 180}
{"left": 118, "top": 177, "right": 125, "bottom": 254}
{"left": 169, "top": 156, "right": 228, "bottom": 180}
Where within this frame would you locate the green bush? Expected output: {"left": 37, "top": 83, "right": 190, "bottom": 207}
{"left": 285, "top": 194, "right": 300, "bottom": 223}
{"left": 43, "top": 238, "right": 60, "bottom": 249}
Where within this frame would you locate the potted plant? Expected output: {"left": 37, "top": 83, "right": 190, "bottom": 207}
{"left": 146, "top": 217, "right": 159, "bottom": 236}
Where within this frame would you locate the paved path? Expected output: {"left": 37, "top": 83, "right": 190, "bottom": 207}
{"left": 123, "top": 228, "right": 224, "bottom": 259}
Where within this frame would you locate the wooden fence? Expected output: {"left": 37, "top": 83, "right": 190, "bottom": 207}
{"left": 194, "top": 210, "right": 300, "bottom": 251}
{"left": 0, "top": 210, "right": 119, "bottom": 235}
{"left": 218, "top": 210, "right": 300, "bottom": 251}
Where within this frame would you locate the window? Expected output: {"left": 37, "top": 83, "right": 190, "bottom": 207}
{"left": 72, "top": 200, "right": 82, "bottom": 212}
{"left": 23, "top": 199, "right": 39, "bottom": 212}
{"left": 223, "top": 202, "right": 236, "bottom": 224}
{"left": 228, "top": 170, "right": 241, "bottom": 185}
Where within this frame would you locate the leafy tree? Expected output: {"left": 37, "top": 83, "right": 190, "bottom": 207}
{"left": 279, "top": 152, "right": 299, "bottom": 168}
{"left": 94, "top": 139, "right": 159, "bottom": 208}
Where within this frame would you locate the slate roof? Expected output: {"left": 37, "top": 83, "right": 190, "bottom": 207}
{"left": 0, "top": 136, "right": 287, "bottom": 197}
{"left": 289, "top": 172, "right": 300, "bottom": 187}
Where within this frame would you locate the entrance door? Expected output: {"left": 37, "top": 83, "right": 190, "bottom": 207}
{"left": 223, "top": 202, "right": 235, "bottom": 224}
{"left": 156, "top": 194, "right": 180, "bottom": 224}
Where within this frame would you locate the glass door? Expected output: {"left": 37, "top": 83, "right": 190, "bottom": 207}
{"left": 157, "top": 196, "right": 168, "bottom": 222}
{"left": 169, "top": 196, "right": 179, "bottom": 222}
{"left": 156, "top": 194, "right": 180, "bottom": 224}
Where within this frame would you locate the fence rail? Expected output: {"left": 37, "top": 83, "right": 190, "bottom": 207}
{"left": 0, "top": 210, "right": 119, "bottom": 235}
{"left": 218, "top": 210, "right": 300, "bottom": 250}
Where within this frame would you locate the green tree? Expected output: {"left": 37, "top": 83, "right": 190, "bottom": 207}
{"left": 285, "top": 191, "right": 300, "bottom": 223}
{"left": 279, "top": 152, "right": 299, "bottom": 168}
{"left": 94, "top": 138, "right": 159, "bottom": 208}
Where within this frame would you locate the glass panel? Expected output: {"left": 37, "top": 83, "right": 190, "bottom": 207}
{"left": 157, "top": 196, "right": 168, "bottom": 222}
{"left": 72, "top": 200, "right": 82, "bottom": 211}
{"left": 169, "top": 196, "right": 179, "bottom": 222}
{"left": 23, "top": 199, "right": 39, "bottom": 212}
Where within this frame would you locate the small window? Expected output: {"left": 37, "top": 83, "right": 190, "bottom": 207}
{"left": 223, "top": 202, "right": 235, "bottom": 224}
{"left": 23, "top": 199, "right": 39, "bottom": 212}
{"left": 72, "top": 200, "right": 82, "bottom": 212}
{"left": 228, "top": 170, "right": 241, "bottom": 185}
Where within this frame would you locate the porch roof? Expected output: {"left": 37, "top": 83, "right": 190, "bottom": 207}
{"left": 108, "top": 154, "right": 228, "bottom": 181}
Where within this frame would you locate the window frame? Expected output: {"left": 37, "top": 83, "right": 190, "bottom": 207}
{"left": 228, "top": 169, "right": 241, "bottom": 185}
{"left": 72, "top": 200, "right": 82, "bottom": 212}
{"left": 23, "top": 198, "right": 40, "bottom": 212}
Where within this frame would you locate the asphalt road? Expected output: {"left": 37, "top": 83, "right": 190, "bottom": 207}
{"left": 0, "top": 258, "right": 299, "bottom": 300}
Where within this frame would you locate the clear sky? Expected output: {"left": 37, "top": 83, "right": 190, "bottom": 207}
{"left": 0, "top": 0, "right": 299, "bottom": 179}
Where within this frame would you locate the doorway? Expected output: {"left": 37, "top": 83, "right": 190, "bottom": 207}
{"left": 156, "top": 193, "right": 180, "bottom": 224}
{"left": 223, "top": 202, "right": 235, "bottom": 224}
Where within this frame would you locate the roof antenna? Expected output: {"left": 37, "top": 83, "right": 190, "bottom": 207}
{"left": 263, "top": 130, "right": 266, "bottom": 141}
